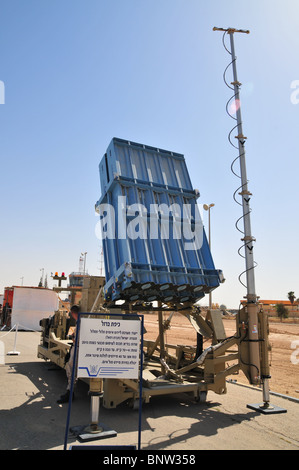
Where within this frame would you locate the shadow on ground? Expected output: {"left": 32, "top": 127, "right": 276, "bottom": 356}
{"left": 0, "top": 360, "right": 258, "bottom": 450}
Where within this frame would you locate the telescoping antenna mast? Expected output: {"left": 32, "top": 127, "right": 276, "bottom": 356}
{"left": 213, "top": 27, "right": 286, "bottom": 414}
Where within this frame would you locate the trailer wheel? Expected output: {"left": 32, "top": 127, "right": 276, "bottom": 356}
{"left": 196, "top": 391, "right": 207, "bottom": 403}
{"left": 129, "top": 398, "right": 143, "bottom": 410}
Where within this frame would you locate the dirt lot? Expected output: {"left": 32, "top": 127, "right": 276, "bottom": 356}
{"left": 143, "top": 312, "right": 299, "bottom": 398}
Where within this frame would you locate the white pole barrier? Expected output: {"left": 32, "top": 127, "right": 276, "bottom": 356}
{"left": 7, "top": 323, "right": 20, "bottom": 356}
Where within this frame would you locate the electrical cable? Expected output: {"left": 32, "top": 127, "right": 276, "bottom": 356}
{"left": 221, "top": 31, "right": 258, "bottom": 291}
{"left": 218, "top": 29, "right": 261, "bottom": 382}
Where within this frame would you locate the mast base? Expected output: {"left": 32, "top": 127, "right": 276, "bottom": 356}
{"left": 247, "top": 402, "right": 287, "bottom": 414}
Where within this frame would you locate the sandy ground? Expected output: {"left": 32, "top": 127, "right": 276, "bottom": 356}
{"left": 143, "top": 312, "right": 299, "bottom": 398}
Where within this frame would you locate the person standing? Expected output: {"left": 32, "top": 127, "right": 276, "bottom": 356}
{"left": 57, "top": 305, "right": 80, "bottom": 404}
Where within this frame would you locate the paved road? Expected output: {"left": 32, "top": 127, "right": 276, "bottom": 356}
{"left": 0, "top": 330, "right": 298, "bottom": 451}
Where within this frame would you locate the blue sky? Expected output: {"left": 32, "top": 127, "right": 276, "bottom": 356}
{"left": 0, "top": 0, "right": 299, "bottom": 308}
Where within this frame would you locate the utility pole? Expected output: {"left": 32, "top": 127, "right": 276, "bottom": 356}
{"left": 81, "top": 252, "right": 87, "bottom": 275}
{"left": 214, "top": 27, "right": 286, "bottom": 414}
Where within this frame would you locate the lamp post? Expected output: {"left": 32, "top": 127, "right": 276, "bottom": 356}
{"left": 203, "top": 203, "right": 215, "bottom": 309}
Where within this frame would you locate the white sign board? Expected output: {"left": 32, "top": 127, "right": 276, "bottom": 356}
{"left": 12, "top": 287, "right": 59, "bottom": 331}
{"left": 77, "top": 317, "right": 141, "bottom": 379}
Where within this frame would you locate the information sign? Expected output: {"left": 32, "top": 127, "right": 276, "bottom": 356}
{"left": 77, "top": 317, "right": 141, "bottom": 379}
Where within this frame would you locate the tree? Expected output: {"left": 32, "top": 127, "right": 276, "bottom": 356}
{"left": 288, "top": 291, "right": 296, "bottom": 304}
{"left": 275, "top": 303, "right": 288, "bottom": 322}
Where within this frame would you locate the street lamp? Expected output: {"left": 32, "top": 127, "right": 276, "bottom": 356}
{"left": 203, "top": 203, "right": 215, "bottom": 309}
